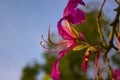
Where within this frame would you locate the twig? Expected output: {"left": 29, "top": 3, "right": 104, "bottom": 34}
{"left": 109, "top": 3, "right": 120, "bottom": 51}
{"left": 105, "top": 56, "right": 114, "bottom": 79}
{"left": 97, "top": 0, "right": 107, "bottom": 48}
{"left": 115, "top": 0, "right": 120, "bottom": 5}
{"left": 103, "top": 1, "right": 120, "bottom": 80}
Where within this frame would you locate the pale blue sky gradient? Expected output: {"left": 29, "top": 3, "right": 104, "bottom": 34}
{"left": 0, "top": 0, "right": 117, "bottom": 80}
{"left": 0, "top": 0, "right": 67, "bottom": 80}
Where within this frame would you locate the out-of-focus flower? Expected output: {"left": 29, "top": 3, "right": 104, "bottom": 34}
{"left": 82, "top": 51, "right": 89, "bottom": 71}
{"left": 118, "top": 36, "right": 120, "bottom": 49}
{"left": 94, "top": 52, "right": 100, "bottom": 79}
{"left": 118, "top": 36, "right": 120, "bottom": 42}
{"left": 113, "top": 69, "right": 120, "bottom": 80}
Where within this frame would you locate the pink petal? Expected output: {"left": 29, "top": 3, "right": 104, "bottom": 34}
{"left": 82, "top": 52, "right": 89, "bottom": 71}
{"left": 79, "top": 32, "right": 85, "bottom": 40}
{"left": 82, "top": 61, "right": 87, "bottom": 71}
{"left": 94, "top": 52, "right": 100, "bottom": 67}
{"left": 57, "top": 18, "right": 75, "bottom": 40}
{"left": 58, "top": 40, "right": 76, "bottom": 59}
{"left": 51, "top": 40, "right": 77, "bottom": 80}
{"left": 64, "top": 0, "right": 85, "bottom": 14}
{"left": 51, "top": 60, "right": 60, "bottom": 80}
{"left": 118, "top": 36, "right": 120, "bottom": 43}
{"left": 65, "top": 9, "right": 85, "bottom": 24}
{"left": 63, "top": 0, "right": 85, "bottom": 24}
{"left": 113, "top": 69, "right": 120, "bottom": 80}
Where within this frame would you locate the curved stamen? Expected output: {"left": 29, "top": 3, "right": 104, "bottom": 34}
{"left": 48, "top": 25, "right": 59, "bottom": 46}
{"left": 40, "top": 41, "right": 51, "bottom": 50}
{"left": 40, "top": 41, "right": 60, "bottom": 53}
{"left": 41, "top": 34, "right": 48, "bottom": 43}
{"left": 41, "top": 25, "right": 67, "bottom": 46}
{"left": 40, "top": 40, "right": 68, "bottom": 53}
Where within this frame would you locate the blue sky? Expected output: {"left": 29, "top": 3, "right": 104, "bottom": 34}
{"left": 0, "top": 0, "right": 67, "bottom": 80}
{"left": 0, "top": 0, "right": 117, "bottom": 80}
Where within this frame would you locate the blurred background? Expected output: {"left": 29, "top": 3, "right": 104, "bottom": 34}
{"left": 0, "top": 0, "right": 118, "bottom": 80}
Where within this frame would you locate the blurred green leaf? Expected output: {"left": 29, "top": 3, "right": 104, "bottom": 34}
{"left": 111, "top": 52, "right": 120, "bottom": 66}
{"left": 43, "top": 74, "right": 51, "bottom": 80}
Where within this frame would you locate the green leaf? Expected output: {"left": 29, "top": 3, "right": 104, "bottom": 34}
{"left": 111, "top": 53, "right": 120, "bottom": 66}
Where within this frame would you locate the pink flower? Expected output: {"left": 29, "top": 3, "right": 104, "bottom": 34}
{"left": 41, "top": 0, "right": 85, "bottom": 80}
{"left": 41, "top": 20, "right": 85, "bottom": 80}
{"left": 113, "top": 69, "right": 120, "bottom": 80}
{"left": 118, "top": 36, "right": 120, "bottom": 50}
{"left": 57, "top": 0, "right": 85, "bottom": 42}
{"left": 118, "top": 35, "right": 120, "bottom": 43}
{"left": 118, "top": 36, "right": 120, "bottom": 42}
{"left": 51, "top": 20, "right": 84, "bottom": 80}
{"left": 51, "top": 0, "right": 85, "bottom": 79}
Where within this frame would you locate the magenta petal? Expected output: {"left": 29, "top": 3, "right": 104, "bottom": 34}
{"left": 82, "top": 53, "right": 89, "bottom": 71}
{"left": 118, "top": 36, "right": 120, "bottom": 42}
{"left": 57, "top": 18, "right": 75, "bottom": 40}
{"left": 51, "top": 60, "right": 60, "bottom": 80}
{"left": 64, "top": 0, "right": 85, "bottom": 14}
{"left": 113, "top": 69, "right": 120, "bottom": 80}
{"left": 64, "top": 7, "right": 85, "bottom": 24}
{"left": 67, "top": 9, "right": 85, "bottom": 24}
{"left": 58, "top": 40, "right": 76, "bottom": 59}
{"left": 63, "top": 0, "right": 85, "bottom": 24}
{"left": 82, "top": 61, "right": 87, "bottom": 71}
{"left": 51, "top": 40, "right": 76, "bottom": 80}
{"left": 79, "top": 32, "right": 85, "bottom": 40}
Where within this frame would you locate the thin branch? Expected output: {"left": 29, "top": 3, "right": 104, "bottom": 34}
{"left": 97, "top": 0, "right": 107, "bottom": 48}
{"left": 115, "top": 0, "right": 120, "bottom": 5}
{"left": 103, "top": 1, "right": 120, "bottom": 80}
{"left": 108, "top": 4, "right": 120, "bottom": 51}
{"left": 105, "top": 56, "right": 114, "bottom": 80}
